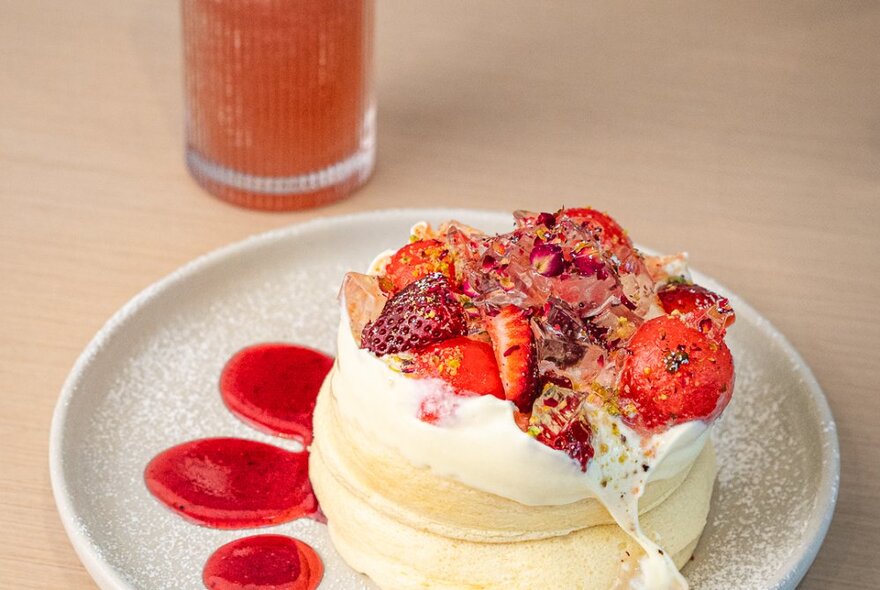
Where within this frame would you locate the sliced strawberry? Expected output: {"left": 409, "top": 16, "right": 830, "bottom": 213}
{"left": 559, "top": 207, "right": 632, "bottom": 251}
{"left": 619, "top": 315, "right": 734, "bottom": 431}
{"left": 485, "top": 305, "right": 538, "bottom": 411}
{"left": 361, "top": 274, "right": 467, "bottom": 356}
{"left": 384, "top": 239, "right": 456, "bottom": 293}
{"left": 657, "top": 282, "right": 736, "bottom": 338}
{"left": 411, "top": 337, "right": 504, "bottom": 398}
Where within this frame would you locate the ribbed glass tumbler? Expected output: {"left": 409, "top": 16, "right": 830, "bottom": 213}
{"left": 182, "top": 0, "right": 375, "bottom": 211}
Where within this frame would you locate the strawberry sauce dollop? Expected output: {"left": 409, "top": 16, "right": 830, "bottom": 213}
{"left": 220, "top": 344, "right": 333, "bottom": 445}
{"left": 144, "top": 437, "right": 318, "bottom": 528}
{"left": 145, "top": 342, "right": 333, "bottom": 588}
{"left": 203, "top": 534, "right": 323, "bottom": 590}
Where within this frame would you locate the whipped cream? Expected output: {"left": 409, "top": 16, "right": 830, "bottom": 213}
{"left": 332, "top": 313, "right": 708, "bottom": 507}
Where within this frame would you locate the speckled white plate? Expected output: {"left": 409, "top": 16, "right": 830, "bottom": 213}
{"left": 50, "top": 209, "right": 839, "bottom": 590}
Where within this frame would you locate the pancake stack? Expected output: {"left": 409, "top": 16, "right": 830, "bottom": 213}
{"left": 310, "top": 373, "right": 717, "bottom": 589}
{"left": 311, "top": 210, "right": 735, "bottom": 588}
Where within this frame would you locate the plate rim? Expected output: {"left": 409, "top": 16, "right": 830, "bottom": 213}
{"left": 49, "top": 207, "right": 840, "bottom": 590}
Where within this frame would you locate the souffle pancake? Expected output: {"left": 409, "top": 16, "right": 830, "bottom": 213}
{"left": 310, "top": 208, "right": 736, "bottom": 589}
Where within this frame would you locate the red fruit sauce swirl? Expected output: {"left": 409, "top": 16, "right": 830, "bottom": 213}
{"left": 144, "top": 437, "right": 318, "bottom": 528}
{"left": 203, "top": 534, "right": 324, "bottom": 590}
{"left": 144, "top": 342, "right": 333, "bottom": 588}
{"left": 220, "top": 344, "right": 334, "bottom": 445}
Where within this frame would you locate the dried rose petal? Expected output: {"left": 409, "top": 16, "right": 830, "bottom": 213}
{"left": 536, "top": 212, "right": 557, "bottom": 228}
{"left": 572, "top": 251, "right": 609, "bottom": 280}
{"left": 461, "top": 277, "right": 478, "bottom": 297}
{"left": 530, "top": 243, "right": 564, "bottom": 277}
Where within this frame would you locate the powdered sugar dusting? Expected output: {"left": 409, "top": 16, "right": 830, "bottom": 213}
{"left": 682, "top": 335, "right": 816, "bottom": 589}
{"left": 65, "top": 257, "right": 377, "bottom": 589}
{"left": 52, "top": 211, "right": 838, "bottom": 590}
{"left": 679, "top": 275, "right": 838, "bottom": 589}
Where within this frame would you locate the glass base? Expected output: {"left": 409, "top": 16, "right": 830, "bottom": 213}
{"left": 186, "top": 140, "right": 376, "bottom": 211}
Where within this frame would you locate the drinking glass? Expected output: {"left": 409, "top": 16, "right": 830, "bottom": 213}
{"left": 182, "top": 0, "right": 375, "bottom": 210}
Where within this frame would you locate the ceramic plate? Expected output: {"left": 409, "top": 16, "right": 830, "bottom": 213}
{"left": 50, "top": 209, "right": 839, "bottom": 590}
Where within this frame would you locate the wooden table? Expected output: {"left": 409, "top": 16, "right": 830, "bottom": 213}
{"left": 1, "top": 1, "right": 878, "bottom": 588}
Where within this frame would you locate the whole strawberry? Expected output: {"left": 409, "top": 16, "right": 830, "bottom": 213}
{"left": 558, "top": 207, "right": 632, "bottom": 252}
{"left": 361, "top": 273, "right": 467, "bottom": 356}
{"left": 384, "top": 239, "right": 456, "bottom": 293}
{"left": 619, "top": 315, "right": 734, "bottom": 431}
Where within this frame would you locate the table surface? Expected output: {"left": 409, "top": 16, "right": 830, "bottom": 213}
{"left": 2, "top": 1, "right": 878, "bottom": 588}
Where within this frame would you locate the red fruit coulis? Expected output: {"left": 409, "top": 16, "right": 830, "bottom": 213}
{"left": 203, "top": 535, "right": 323, "bottom": 590}
{"left": 220, "top": 344, "right": 334, "bottom": 444}
{"left": 144, "top": 342, "right": 334, "bottom": 588}
{"left": 144, "top": 437, "right": 318, "bottom": 528}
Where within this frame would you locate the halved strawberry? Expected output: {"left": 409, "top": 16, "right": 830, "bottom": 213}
{"left": 619, "top": 315, "right": 734, "bottom": 431}
{"left": 361, "top": 274, "right": 467, "bottom": 356}
{"left": 411, "top": 337, "right": 504, "bottom": 399}
{"left": 657, "top": 282, "right": 736, "bottom": 338}
{"left": 485, "top": 305, "right": 538, "bottom": 411}
{"left": 559, "top": 207, "right": 632, "bottom": 251}
{"left": 384, "top": 239, "right": 456, "bottom": 293}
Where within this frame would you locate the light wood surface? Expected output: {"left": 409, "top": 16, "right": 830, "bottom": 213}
{"left": 1, "top": 1, "right": 878, "bottom": 588}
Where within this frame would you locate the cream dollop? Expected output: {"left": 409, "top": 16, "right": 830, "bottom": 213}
{"left": 332, "top": 305, "right": 709, "bottom": 507}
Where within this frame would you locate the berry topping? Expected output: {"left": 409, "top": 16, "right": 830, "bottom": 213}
{"left": 529, "top": 385, "right": 594, "bottom": 471}
{"left": 411, "top": 337, "right": 505, "bottom": 398}
{"left": 535, "top": 212, "right": 557, "bottom": 227}
{"left": 619, "top": 315, "right": 734, "bottom": 431}
{"left": 549, "top": 419, "right": 594, "bottom": 471}
{"left": 355, "top": 208, "right": 737, "bottom": 458}
{"left": 657, "top": 282, "right": 736, "bottom": 338}
{"left": 361, "top": 273, "right": 467, "bottom": 356}
{"left": 485, "top": 305, "right": 539, "bottom": 411}
{"left": 558, "top": 207, "right": 632, "bottom": 251}
{"left": 384, "top": 239, "right": 456, "bottom": 292}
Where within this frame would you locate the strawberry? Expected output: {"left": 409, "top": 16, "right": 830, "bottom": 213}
{"left": 619, "top": 315, "right": 734, "bottom": 431}
{"left": 485, "top": 305, "right": 538, "bottom": 411}
{"left": 559, "top": 207, "right": 632, "bottom": 251}
{"left": 411, "top": 337, "right": 504, "bottom": 398}
{"left": 361, "top": 273, "right": 467, "bottom": 356}
{"left": 384, "top": 239, "right": 456, "bottom": 293}
{"left": 657, "top": 282, "right": 736, "bottom": 338}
